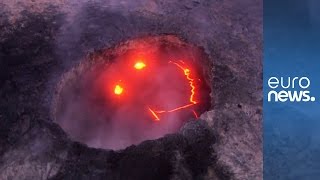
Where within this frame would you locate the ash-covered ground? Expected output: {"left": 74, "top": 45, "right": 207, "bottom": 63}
{"left": 0, "top": 0, "right": 262, "bottom": 180}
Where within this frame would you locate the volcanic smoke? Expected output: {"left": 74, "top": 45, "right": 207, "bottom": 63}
{"left": 54, "top": 36, "right": 211, "bottom": 150}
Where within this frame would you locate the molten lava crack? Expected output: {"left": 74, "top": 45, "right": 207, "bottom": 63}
{"left": 148, "top": 60, "right": 198, "bottom": 121}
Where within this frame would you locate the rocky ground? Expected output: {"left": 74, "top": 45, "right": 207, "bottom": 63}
{"left": 0, "top": 0, "right": 262, "bottom": 179}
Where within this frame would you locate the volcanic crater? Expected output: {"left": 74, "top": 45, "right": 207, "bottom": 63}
{"left": 52, "top": 35, "right": 213, "bottom": 150}
{"left": 0, "top": 1, "right": 262, "bottom": 180}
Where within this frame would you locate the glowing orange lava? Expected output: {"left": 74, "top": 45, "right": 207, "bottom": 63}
{"left": 170, "top": 61, "right": 197, "bottom": 105}
{"left": 148, "top": 107, "right": 160, "bottom": 121}
{"left": 114, "top": 85, "right": 124, "bottom": 95}
{"left": 167, "top": 104, "right": 194, "bottom": 112}
{"left": 148, "top": 61, "right": 198, "bottom": 121}
{"left": 192, "top": 110, "right": 199, "bottom": 119}
{"left": 134, "top": 61, "right": 146, "bottom": 70}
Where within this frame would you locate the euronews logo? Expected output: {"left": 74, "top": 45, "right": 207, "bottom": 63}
{"left": 267, "top": 77, "right": 316, "bottom": 102}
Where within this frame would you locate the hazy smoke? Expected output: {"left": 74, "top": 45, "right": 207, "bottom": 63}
{"left": 46, "top": 0, "right": 210, "bottom": 150}
{"left": 54, "top": 37, "right": 207, "bottom": 150}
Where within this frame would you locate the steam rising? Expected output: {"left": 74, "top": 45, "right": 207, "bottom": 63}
{"left": 53, "top": 36, "right": 210, "bottom": 150}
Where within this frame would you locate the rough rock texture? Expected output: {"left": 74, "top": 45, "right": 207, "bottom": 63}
{"left": 0, "top": 0, "right": 262, "bottom": 179}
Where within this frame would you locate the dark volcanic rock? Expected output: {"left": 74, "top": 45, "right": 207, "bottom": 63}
{"left": 0, "top": 0, "right": 262, "bottom": 179}
{"left": 48, "top": 120, "right": 215, "bottom": 180}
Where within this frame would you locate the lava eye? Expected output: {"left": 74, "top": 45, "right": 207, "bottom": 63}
{"left": 134, "top": 61, "right": 146, "bottom": 70}
{"left": 114, "top": 84, "right": 124, "bottom": 95}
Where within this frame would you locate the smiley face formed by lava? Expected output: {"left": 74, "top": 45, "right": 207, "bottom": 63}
{"left": 99, "top": 54, "right": 201, "bottom": 122}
